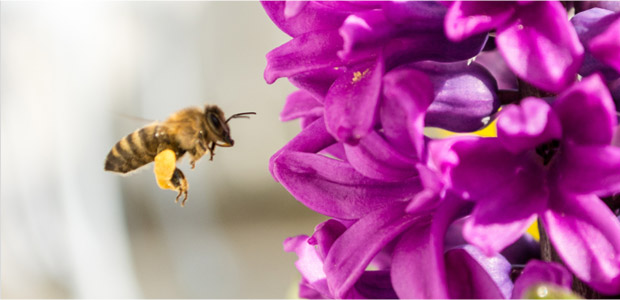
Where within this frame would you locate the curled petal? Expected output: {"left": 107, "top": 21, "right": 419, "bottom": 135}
{"left": 445, "top": 245, "right": 513, "bottom": 299}
{"left": 383, "top": 32, "right": 488, "bottom": 70}
{"left": 261, "top": 1, "right": 350, "bottom": 38}
{"left": 497, "top": 97, "right": 562, "bottom": 154}
{"left": 553, "top": 74, "right": 617, "bottom": 145}
{"left": 590, "top": 16, "right": 620, "bottom": 74}
{"left": 382, "top": 67, "right": 434, "bottom": 157}
{"left": 414, "top": 61, "right": 500, "bottom": 132}
{"left": 283, "top": 235, "right": 331, "bottom": 298}
{"left": 542, "top": 192, "right": 620, "bottom": 295}
{"left": 496, "top": 1, "right": 584, "bottom": 93}
{"left": 475, "top": 49, "right": 519, "bottom": 90}
{"left": 271, "top": 151, "right": 422, "bottom": 220}
{"left": 444, "top": 1, "right": 516, "bottom": 42}
{"left": 463, "top": 167, "right": 547, "bottom": 255}
{"left": 308, "top": 219, "right": 347, "bottom": 260}
{"left": 289, "top": 67, "right": 345, "bottom": 102}
{"left": 270, "top": 117, "right": 336, "bottom": 169}
{"left": 512, "top": 260, "right": 573, "bottom": 299}
{"left": 391, "top": 196, "right": 472, "bottom": 299}
{"left": 281, "top": 90, "right": 323, "bottom": 122}
{"left": 325, "top": 56, "right": 384, "bottom": 144}
{"left": 324, "top": 203, "right": 422, "bottom": 298}
{"left": 554, "top": 143, "right": 620, "bottom": 197}
{"left": 382, "top": 1, "right": 446, "bottom": 30}
{"left": 265, "top": 30, "right": 345, "bottom": 84}
{"left": 572, "top": 8, "right": 620, "bottom": 80}
{"left": 354, "top": 270, "right": 398, "bottom": 299}
{"left": 338, "top": 10, "right": 393, "bottom": 61}
{"left": 344, "top": 131, "right": 419, "bottom": 182}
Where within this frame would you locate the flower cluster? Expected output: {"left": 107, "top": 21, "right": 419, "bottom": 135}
{"left": 262, "top": 1, "right": 620, "bottom": 298}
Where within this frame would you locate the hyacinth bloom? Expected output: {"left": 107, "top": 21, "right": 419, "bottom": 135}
{"left": 262, "top": 1, "right": 620, "bottom": 299}
{"left": 436, "top": 74, "right": 620, "bottom": 294}
{"left": 444, "top": 1, "right": 584, "bottom": 93}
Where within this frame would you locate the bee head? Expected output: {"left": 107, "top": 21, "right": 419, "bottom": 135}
{"left": 204, "top": 105, "right": 234, "bottom": 146}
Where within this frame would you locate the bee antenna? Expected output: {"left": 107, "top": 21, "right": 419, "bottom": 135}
{"left": 226, "top": 112, "right": 256, "bottom": 123}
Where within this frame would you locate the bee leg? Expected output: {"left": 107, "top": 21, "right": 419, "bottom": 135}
{"left": 154, "top": 149, "right": 189, "bottom": 206}
{"left": 208, "top": 141, "right": 216, "bottom": 161}
{"left": 170, "top": 168, "right": 188, "bottom": 206}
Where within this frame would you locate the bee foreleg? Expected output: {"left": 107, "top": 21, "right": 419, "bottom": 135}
{"left": 154, "top": 149, "right": 189, "bottom": 206}
{"left": 208, "top": 141, "right": 216, "bottom": 161}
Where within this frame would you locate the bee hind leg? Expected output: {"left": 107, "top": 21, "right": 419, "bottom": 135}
{"left": 170, "top": 168, "right": 188, "bottom": 206}
{"left": 154, "top": 149, "right": 189, "bottom": 206}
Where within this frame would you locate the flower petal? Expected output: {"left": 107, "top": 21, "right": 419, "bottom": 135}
{"left": 445, "top": 245, "right": 513, "bottom": 299}
{"left": 553, "top": 74, "right": 617, "bottom": 145}
{"left": 271, "top": 151, "right": 422, "bottom": 220}
{"left": 383, "top": 32, "right": 488, "bottom": 70}
{"left": 283, "top": 235, "right": 331, "bottom": 298}
{"left": 289, "top": 67, "right": 345, "bottom": 102}
{"left": 554, "top": 143, "right": 620, "bottom": 197}
{"left": 444, "top": 1, "right": 516, "bottom": 42}
{"left": 354, "top": 270, "right": 398, "bottom": 299}
{"left": 463, "top": 168, "right": 547, "bottom": 255}
{"left": 542, "top": 192, "right": 620, "bottom": 295}
{"left": 474, "top": 50, "right": 519, "bottom": 90}
{"left": 382, "top": 67, "right": 434, "bottom": 157}
{"left": 590, "top": 16, "right": 620, "bottom": 74}
{"left": 324, "top": 56, "right": 384, "bottom": 144}
{"left": 415, "top": 61, "right": 500, "bottom": 132}
{"left": 324, "top": 203, "right": 421, "bottom": 298}
{"left": 497, "top": 97, "right": 562, "bottom": 154}
{"left": 344, "top": 130, "right": 419, "bottom": 182}
{"left": 280, "top": 90, "right": 323, "bottom": 122}
{"left": 391, "top": 196, "right": 473, "bottom": 299}
{"left": 496, "top": 1, "right": 584, "bottom": 93}
{"left": 572, "top": 8, "right": 620, "bottom": 80}
{"left": 264, "top": 30, "right": 345, "bottom": 84}
{"left": 261, "top": 1, "right": 350, "bottom": 38}
{"left": 511, "top": 260, "right": 573, "bottom": 299}
{"left": 308, "top": 219, "right": 347, "bottom": 260}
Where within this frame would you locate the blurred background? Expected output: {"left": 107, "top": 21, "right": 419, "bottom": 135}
{"left": 1, "top": 2, "right": 327, "bottom": 298}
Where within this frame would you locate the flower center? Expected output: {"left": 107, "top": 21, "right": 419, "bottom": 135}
{"left": 535, "top": 139, "right": 560, "bottom": 165}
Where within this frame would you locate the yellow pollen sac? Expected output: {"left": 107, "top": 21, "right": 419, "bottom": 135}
{"left": 154, "top": 149, "right": 177, "bottom": 190}
{"left": 351, "top": 69, "right": 370, "bottom": 84}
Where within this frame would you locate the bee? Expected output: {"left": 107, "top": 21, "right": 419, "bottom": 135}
{"left": 104, "top": 105, "right": 255, "bottom": 206}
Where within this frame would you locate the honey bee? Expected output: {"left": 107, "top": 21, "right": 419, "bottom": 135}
{"left": 104, "top": 105, "right": 255, "bottom": 206}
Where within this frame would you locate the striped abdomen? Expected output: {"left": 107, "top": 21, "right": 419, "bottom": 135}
{"left": 105, "top": 124, "right": 163, "bottom": 173}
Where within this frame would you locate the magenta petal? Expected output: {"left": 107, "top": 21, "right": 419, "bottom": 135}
{"left": 264, "top": 30, "right": 344, "bottom": 84}
{"left": 261, "top": 1, "right": 350, "bottom": 38}
{"left": 284, "top": 235, "right": 331, "bottom": 298}
{"left": 445, "top": 245, "right": 512, "bottom": 299}
{"left": 496, "top": 1, "right": 584, "bottom": 93}
{"left": 270, "top": 117, "right": 336, "bottom": 166}
{"left": 475, "top": 50, "right": 519, "bottom": 90}
{"left": 448, "top": 137, "right": 544, "bottom": 201}
{"left": 497, "top": 97, "right": 562, "bottom": 154}
{"left": 391, "top": 196, "right": 472, "bottom": 299}
{"left": 555, "top": 143, "right": 620, "bottom": 197}
{"left": 444, "top": 1, "right": 515, "bottom": 42}
{"left": 354, "top": 270, "right": 398, "bottom": 299}
{"left": 289, "top": 67, "right": 345, "bottom": 102}
{"left": 344, "top": 131, "right": 419, "bottom": 182}
{"left": 415, "top": 61, "right": 500, "bottom": 133}
{"left": 281, "top": 90, "right": 323, "bottom": 122}
{"left": 382, "top": 1, "right": 446, "bottom": 31}
{"left": 553, "top": 74, "right": 617, "bottom": 145}
{"left": 325, "top": 56, "right": 384, "bottom": 144}
{"left": 511, "top": 260, "right": 573, "bottom": 299}
{"left": 338, "top": 10, "right": 393, "bottom": 61}
{"left": 463, "top": 168, "right": 547, "bottom": 255}
{"left": 324, "top": 203, "right": 421, "bottom": 298}
{"left": 382, "top": 67, "right": 434, "bottom": 157}
{"left": 590, "top": 17, "right": 620, "bottom": 73}
{"left": 572, "top": 8, "right": 620, "bottom": 80}
{"left": 542, "top": 192, "right": 620, "bottom": 295}
{"left": 309, "top": 219, "right": 347, "bottom": 260}
{"left": 271, "top": 151, "right": 422, "bottom": 220}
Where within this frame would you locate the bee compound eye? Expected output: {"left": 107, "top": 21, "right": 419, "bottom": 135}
{"left": 209, "top": 114, "right": 221, "bottom": 129}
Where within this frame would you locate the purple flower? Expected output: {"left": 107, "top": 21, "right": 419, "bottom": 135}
{"left": 445, "top": 1, "right": 584, "bottom": 93}
{"left": 572, "top": 8, "right": 620, "bottom": 80}
{"left": 435, "top": 74, "right": 620, "bottom": 294}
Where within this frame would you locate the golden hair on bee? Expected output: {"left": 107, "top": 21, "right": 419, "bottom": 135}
{"left": 104, "top": 104, "right": 255, "bottom": 206}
